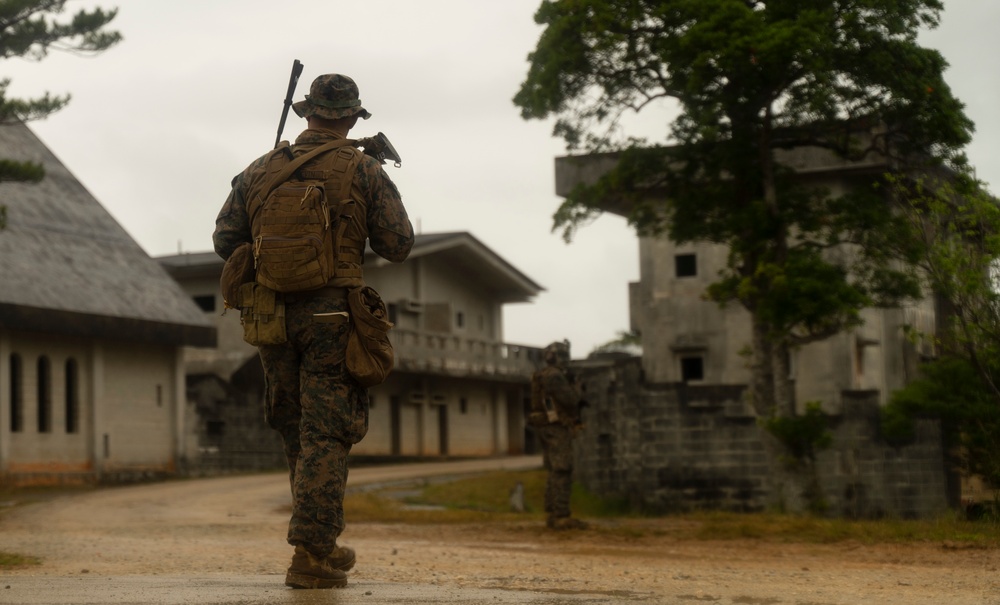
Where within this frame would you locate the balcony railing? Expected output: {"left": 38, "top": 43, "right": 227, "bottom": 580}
{"left": 389, "top": 329, "right": 542, "bottom": 381}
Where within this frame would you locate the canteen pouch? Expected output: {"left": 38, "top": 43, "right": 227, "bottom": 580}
{"left": 239, "top": 282, "right": 287, "bottom": 346}
{"left": 346, "top": 286, "right": 394, "bottom": 387}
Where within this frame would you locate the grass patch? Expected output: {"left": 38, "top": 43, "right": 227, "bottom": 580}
{"left": 0, "top": 552, "right": 41, "bottom": 567}
{"left": 345, "top": 469, "right": 1000, "bottom": 548}
{"left": 689, "top": 510, "right": 1000, "bottom": 546}
{"left": 345, "top": 470, "right": 549, "bottom": 524}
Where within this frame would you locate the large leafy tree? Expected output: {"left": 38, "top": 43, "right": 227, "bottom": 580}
{"left": 0, "top": 0, "right": 120, "bottom": 227}
{"left": 515, "top": 0, "right": 974, "bottom": 510}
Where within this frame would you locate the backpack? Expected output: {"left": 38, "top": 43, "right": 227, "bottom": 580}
{"left": 247, "top": 139, "right": 363, "bottom": 293}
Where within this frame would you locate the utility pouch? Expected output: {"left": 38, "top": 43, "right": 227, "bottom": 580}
{"left": 346, "top": 285, "right": 394, "bottom": 387}
{"left": 220, "top": 242, "right": 256, "bottom": 309}
{"left": 239, "top": 282, "right": 287, "bottom": 346}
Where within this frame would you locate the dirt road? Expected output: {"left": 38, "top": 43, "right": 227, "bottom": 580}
{"left": 1, "top": 458, "right": 998, "bottom": 604}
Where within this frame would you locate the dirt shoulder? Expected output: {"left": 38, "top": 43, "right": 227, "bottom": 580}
{"left": 0, "top": 462, "right": 998, "bottom": 604}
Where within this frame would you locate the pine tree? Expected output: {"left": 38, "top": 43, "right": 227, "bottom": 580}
{"left": 0, "top": 0, "right": 121, "bottom": 198}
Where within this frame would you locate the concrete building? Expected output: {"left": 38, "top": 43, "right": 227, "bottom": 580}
{"left": 555, "top": 140, "right": 937, "bottom": 412}
{"left": 159, "top": 231, "right": 544, "bottom": 471}
{"left": 555, "top": 131, "right": 952, "bottom": 516}
{"left": 0, "top": 123, "right": 215, "bottom": 485}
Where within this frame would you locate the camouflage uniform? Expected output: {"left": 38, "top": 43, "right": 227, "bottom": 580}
{"left": 213, "top": 74, "right": 413, "bottom": 568}
{"left": 530, "top": 341, "right": 587, "bottom": 529}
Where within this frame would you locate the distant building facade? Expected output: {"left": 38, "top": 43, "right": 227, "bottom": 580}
{"left": 0, "top": 123, "right": 215, "bottom": 486}
{"left": 159, "top": 232, "right": 544, "bottom": 472}
{"left": 555, "top": 132, "right": 952, "bottom": 517}
{"left": 556, "top": 142, "right": 937, "bottom": 409}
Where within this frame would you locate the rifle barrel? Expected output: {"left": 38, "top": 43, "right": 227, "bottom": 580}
{"left": 274, "top": 59, "right": 304, "bottom": 148}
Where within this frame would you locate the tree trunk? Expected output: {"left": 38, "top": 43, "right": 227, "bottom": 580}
{"left": 751, "top": 319, "right": 811, "bottom": 513}
{"left": 749, "top": 316, "right": 774, "bottom": 417}
{"left": 771, "top": 341, "right": 794, "bottom": 418}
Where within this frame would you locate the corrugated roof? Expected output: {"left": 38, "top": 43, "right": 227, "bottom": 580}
{"left": 0, "top": 122, "right": 214, "bottom": 347}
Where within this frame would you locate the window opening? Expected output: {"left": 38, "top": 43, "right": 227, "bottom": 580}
{"left": 675, "top": 253, "right": 697, "bottom": 277}
{"left": 193, "top": 294, "right": 216, "bottom": 313}
{"left": 680, "top": 356, "right": 704, "bottom": 382}
{"left": 9, "top": 354, "right": 23, "bottom": 433}
{"left": 37, "top": 356, "right": 52, "bottom": 433}
{"left": 65, "top": 358, "right": 79, "bottom": 434}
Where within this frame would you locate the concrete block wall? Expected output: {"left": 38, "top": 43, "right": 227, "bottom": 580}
{"left": 816, "top": 390, "right": 950, "bottom": 518}
{"left": 573, "top": 356, "right": 951, "bottom": 518}
{"left": 181, "top": 374, "right": 285, "bottom": 476}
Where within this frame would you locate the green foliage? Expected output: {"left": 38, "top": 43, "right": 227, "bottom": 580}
{"left": 762, "top": 401, "right": 833, "bottom": 462}
{"left": 0, "top": 0, "right": 121, "bottom": 125}
{"left": 883, "top": 357, "right": 1000, "bottom": 486}
{"left": 0, "top": 0, "right": 121, "bottom": 194}
{"left": 885, "top": 175, "right": 1000, "bottom": 487}
{"left": 591, "top": 330, "right": 641, "bottom": 355}
{"left": 0, "top": 157, "right": 43, "bottom": 183}
{"left": 515, "top": 2, "right": 974, "bottom": 493}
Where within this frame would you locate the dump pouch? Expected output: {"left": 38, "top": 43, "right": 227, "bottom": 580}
{"left": 345, "top": 285, "right": 394, "bottom": 387}
{"left": 239, "top": 282, "right": 287, "bottom": 346}
{"left": 220, "top": 242, "right": 257, "bottom": 309}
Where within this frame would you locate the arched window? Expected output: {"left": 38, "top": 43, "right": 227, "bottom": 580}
{"left": 65, "top": 358, "right": 79, "bottom": 434}
{"left": 37, "top": 356, "right": 51, "bottom": 433}
{"left": 9, "top": 354, "right": 23, "bottom": 433}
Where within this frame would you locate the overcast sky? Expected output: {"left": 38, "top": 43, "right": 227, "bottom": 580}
{"left": 5, "top": 1, "right": 998, "bottom": 356}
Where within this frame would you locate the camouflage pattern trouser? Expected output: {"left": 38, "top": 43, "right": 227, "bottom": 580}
{"left": 258, "top": 294, "right": 369, "bottom": 558}
{"left": 538, "top": 424, "right": 574, "bottom": 519}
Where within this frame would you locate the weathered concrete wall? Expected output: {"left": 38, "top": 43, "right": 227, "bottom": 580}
{"left": 817, "top": 390, "right": 951, "bottom": 519}
{"left": 573, "top": 356, "right": 951, "bottom": 518}
{"left": 180, "top": 368, "right": 285, "bottom": 477}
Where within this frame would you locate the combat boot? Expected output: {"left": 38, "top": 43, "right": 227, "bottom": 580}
{"left": 285, "top": 545, "right": 348, "bottom": 589}
{"left": 327, "top": 544, "right": 356, "bottom": 572}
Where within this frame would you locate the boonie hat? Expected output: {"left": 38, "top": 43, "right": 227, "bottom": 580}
{"left": 292, "top": 74, "right": 372, "bottom": 120}
{"left": 543, "top": 340, "right": 570, "bottom": 364}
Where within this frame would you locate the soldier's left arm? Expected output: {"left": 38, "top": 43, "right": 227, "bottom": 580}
{"left": 358, "top": 156, "right": 414, "bottom": 263}
{"left": 213, "top": 162, "right": 261, "bottom": 261}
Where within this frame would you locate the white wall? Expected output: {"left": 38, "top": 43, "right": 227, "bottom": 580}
{"left": 1, "top": 330, "right": 182, "bottom": 479}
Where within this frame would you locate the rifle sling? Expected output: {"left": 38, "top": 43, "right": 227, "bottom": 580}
{"left": 261, "top": 138, "right": 356, "bottom": 200}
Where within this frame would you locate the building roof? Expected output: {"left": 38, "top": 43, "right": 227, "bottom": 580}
{"left": 0, "top": 122, "right": 215, "bottom": 347}
{"left": 382, "top": 231, "right": 544, "bottom": 304}
{"left": 554, "top": 137, "right": 894, "bottom": 218}
{"left": 160, "top": 232, "right": 544, "bottom": 304}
